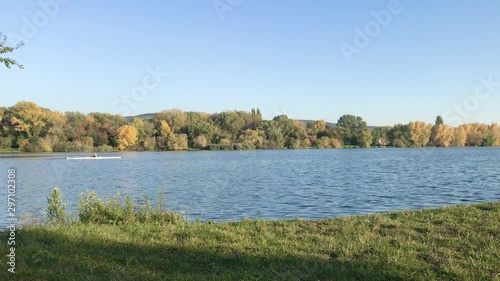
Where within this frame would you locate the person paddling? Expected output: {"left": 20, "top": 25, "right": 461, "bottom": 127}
{"left": 92, "top": 153, "right": 97, "bottom": 158}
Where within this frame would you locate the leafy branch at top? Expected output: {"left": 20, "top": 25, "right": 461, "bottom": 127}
{"left": 0, "top": 34, "right": 24, "bottom": 69}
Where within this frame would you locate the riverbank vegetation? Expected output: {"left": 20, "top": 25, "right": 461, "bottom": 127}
{"left": 1, "top": 101, "right": 500, "bottom": 152}
{"left": 1, "top": 189, "right": 498, "bottom": 280}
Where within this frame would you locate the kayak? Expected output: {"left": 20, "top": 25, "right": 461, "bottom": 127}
{"left": 65, "top": 157, "right": 122, "bottom": 160}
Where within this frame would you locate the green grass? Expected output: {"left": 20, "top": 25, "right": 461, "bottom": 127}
{"left": 341, "top": 145, "right": 361, "bottom": 149}
{"left": 0, "top": 147, "right": 19, "bottom": 152}
{"left": 2, "top": 202, "right": 499, "bottom": 281}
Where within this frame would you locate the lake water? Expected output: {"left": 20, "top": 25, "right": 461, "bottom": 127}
{"left": 1, "top": 148, "right": 499, "bottom": 228}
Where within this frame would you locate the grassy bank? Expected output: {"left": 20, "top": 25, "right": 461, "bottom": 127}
{"left": 0, "top": 147, "right": 19, "bottom": 153}
{"left": 2, "top": 202, "right": 499, "bottom": 281}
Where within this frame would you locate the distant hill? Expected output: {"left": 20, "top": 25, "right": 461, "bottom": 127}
{"left": 126, "top": 114, "right": 378, "bottom": 129}
{"left": 125, "top": 113, "right": 155, "bottom": 120}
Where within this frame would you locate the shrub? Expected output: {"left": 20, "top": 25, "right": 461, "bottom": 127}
{"left": 46, "top": 187, "right": 67, "bottom": 224}
{"left": 0, "top": 135, "right": 15, "bottom": 148}
{"left": 78, "top": 190, "right": 106, "bottom": 223}
{"left": 124, "top": 194, "right": 135, "bottom": 223}
{"left": 393, "top": 139, "right": 407, "bottom": 148}
{"left": 331, "top": 138, "right": 343, "bottom": 149}
{"left": 77, "top": 190, "right": 181, "bottom": 225}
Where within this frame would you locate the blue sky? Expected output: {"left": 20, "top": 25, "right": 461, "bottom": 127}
{"left": 1, "top": 0, "right": 499, "bottom": 126}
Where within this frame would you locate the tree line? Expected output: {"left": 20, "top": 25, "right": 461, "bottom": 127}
{"left": 1, "top": 101, "right": 499, "bottom": 152}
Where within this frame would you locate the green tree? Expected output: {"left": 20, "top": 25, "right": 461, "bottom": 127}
{"left": 371, "top": 126, "right": 390, "bottom": 147}
{"left": 256, "top": 120, "right": 285, "bottom": 149}
{"left": 64, "top": 112, "right": 87, "bottom": 142}
{"left": 388, "top": 124, "right": 411, "bottom": 147}
{"left": 186, "top": 112, "right": 216, "bottom": 146}
{"left": 212, "top": 111, "right": 245, "bottom": 142}
{"left": 435, "top": 115, "right": 444, "bottom": 126}
{"left": 336, "top": 114, "right": 371, "bottom": 147}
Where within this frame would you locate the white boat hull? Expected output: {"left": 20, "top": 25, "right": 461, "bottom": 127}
{"left": 65, "top": 157, "right": 122, "bottom": 160}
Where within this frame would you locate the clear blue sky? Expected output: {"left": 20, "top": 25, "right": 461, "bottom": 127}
{"left": 1, "top": 0, "right": 500, "bottom": 126}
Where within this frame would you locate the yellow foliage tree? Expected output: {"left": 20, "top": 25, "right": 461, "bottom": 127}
{"left": 10, "top": 101, "right": 46, "bottom": 140}
{"left": 319, "top": 136, "right": 331, "bottom": 148}
{"left": 463, "top": 123, "right": 487, "bottom": 146}
{"left": 167, "top": 133, "right": 188, "bottom": 150}
{"left": 193, "top": 135, "right": 207, "bottom": 149}
{"left": 331, "top": 138, "right": 343, "bottom": 148}
{"left": 431, "top": 124, "right": 453, "bottom": 147}
{"left": 408, "top": 121, "right": 432, "bottom": 147}
{"left": 308, "top": 120, "right": 327, "bottom": 134}
{"left": 451, "top": 126, "right": 467, "bottom": 147}
{"left": 489, "top": 123, "right": 500, "bottom": 146}
{"left": 117, "top": 125, "right": 138, "bottom": 151}
{"left": 160, "top": 120, "right": 171, "bottom": 135}
{"left": 238, "top": 129, "right": 262, "bottom": 147}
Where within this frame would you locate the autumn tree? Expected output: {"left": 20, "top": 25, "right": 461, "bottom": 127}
{"left": 117, "top": 125, "right": 138, "bottom": 151}
{"left": 41, "top": 111, "right": 68, "bottom": 151}
{"left": 10, "top": 101, "right": 47, "bottom": 143}
{"left": 238, "top": 129, "right": 262, "bottom": 149}
{"left": 288, "top": 120, "right": 309, "bottom": 149}
{"left": 159, "top": 120, "right": 171, "bottom": 135}
{"left": 155, "top": 120, "right": 171, "bottom": 150}
{"left": 449, "top": 126, "right": 467, "bottom": 147}
{"left": 131, "top": 117, "right": 155, "bottom": 150}
{"left": 193, "top": 135, "right": 207, "bottom": 149}
{"left": 489, "top": 123, "right": 500, "bottom": 146}
{"left": 408, "top": 121, "right": 432, "bottom": 147}
{"left": 167, "top": 133, "right": 188, "bottom": 150}
{"left": 307, "top": 120, "right": 328, "bottom": 136}
{"left": 154, "top": 109, "right": 187, "bottom": 133}
{"left": 463, "top": 123, "right": 487, "bottom": 146}
{"left": 431, "top": 124, "right": 453, "bottom": 147}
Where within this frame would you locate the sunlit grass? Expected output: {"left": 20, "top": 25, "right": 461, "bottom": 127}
{"left": 0, "top": 147, "right": 19, "bottom": 152}
{"left": 1, "top": 202, "right": 499, "bottom": 280}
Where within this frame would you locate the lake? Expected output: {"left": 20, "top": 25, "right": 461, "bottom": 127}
{"left": 1, "top": 148, "right": 499, "bottom": 228}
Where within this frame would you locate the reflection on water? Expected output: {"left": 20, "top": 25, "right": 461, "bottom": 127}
{"left": 0, "top": 148, "right": 499, "bottom": 228}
